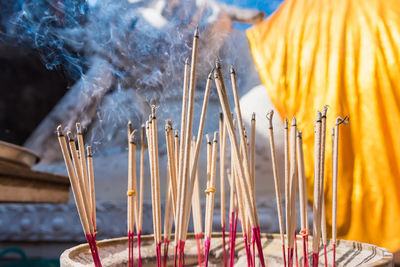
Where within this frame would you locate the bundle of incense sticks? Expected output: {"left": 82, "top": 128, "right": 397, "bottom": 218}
{"left": 55, "top": 26, "right": 352, "bottom": 267}
{"left": 56, "top": 124, "right": 101, "bottom": 267}
{"left": 266, "top": 107, "right": 348, "bottom": 267}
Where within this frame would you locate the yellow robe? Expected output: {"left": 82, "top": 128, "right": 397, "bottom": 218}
{"left": 247, "top": 0, "right": 400, "bottom": 252}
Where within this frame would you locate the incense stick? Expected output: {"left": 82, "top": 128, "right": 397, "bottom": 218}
{"left": 180, "top": 71, "right": 212, "bottom": 244}
{"left": 76, "top": 123, "right": 90, "bottom": 218}
{"left": 266, "top": 110, "right": 286, "bottom": 267}
{"left": 288, "top": 118, "right": 298, "bottom": 267}
{"left": 312, "top": 111, "right": 322, "bottom": 267}
{"left": 219, "top": 112, "right": 228, "bottom": 267}
{"left": 296, "top": 131, "right": 308, "bottom": 267}
{"left": 137, "top": 124, "right": 146, "bottom": 267}
{"left": 332, "top": 116, "right": 348, "bottom": 267}
{"left": 127, "top": 130, "right": 137, "bottom": 267}
{"left": 204, "top": 132, "right": 218, "bottom": 267}
{"left": 87, "top": 146, "right": 96, "bottom": 232}
{"left": 163, "top": 165, "right": 173, "bottom": 267}
{"left": 318, "top": 107, "right": 328, "bottom": 267}
{"left": 191, "top": 137, "right": 203, "bottom": 267}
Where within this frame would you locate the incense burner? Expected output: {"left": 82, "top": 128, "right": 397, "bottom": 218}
{"left": 60, "top": 233, "right": 393, "bottom": 266}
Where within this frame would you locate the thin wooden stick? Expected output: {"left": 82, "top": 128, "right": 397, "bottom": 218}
{"left": 219, "top": 112, "right": 227, "bottom": 267}
{"left": 288, "top": 118, "right": 298, "bottom": 267}
{"left": 191, "top": 137, "right": 203, "bottom": 267}
{"left": 165, "top": 120, "right": 177, "bottom": 219}
{"left": 181, "top": 71, "right": 212, "bottom": 242}
{"left": 127, "top": 130, "right": 137, "bottom": 267}
{"left": 204, "top": 132, "right": 218, "bottom": 267}
{"left": 312, "top": 111, "right": 322, "bottom": 267}
{"left": 266, "top": 110, "right": 286, "bottom": 267}
{"left": 296, "top": 131, "right": 308, "bottom": 267}
{"left": 151, "top": 107, "right": 162, "bottom": 248}
{"left": 177, "top": 28, "right": 200, "bottom": 254}
{"left": 174, "top": 58, "right": 190, "bottom": 264}
{"left": 284, "top": 119, "right": 290, "bottom": 265}
{"left": 319, "top": 107, "right": 328, "bottom": 267}
{"left": 163, "top": 165, "right": 173, "bottom": 267}
{"left": 76, "top": 123, "right": 90, "bottom": 218}
{"left": 250, "top": 113, "right": 256, "bottom": 198}
{"left": 332, "top": 116, "right": 348, "bottom": 267}
{"left": 87, "top": 146, "right": 96, "bottom": 232}
{"left": 136, "top": 124, "right": 145, "bottom": 267}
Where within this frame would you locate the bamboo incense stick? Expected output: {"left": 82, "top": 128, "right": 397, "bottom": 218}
{"left": 266, "top": 110, "right": 286, "bottom": 267}
{"left": 76, "top": 123, "right": 90, "bottom": 217}
{"left": 177, "top": 28, "right": 200, "bottom": 260}
{"left": 151, "top": 106, "right": 162, "bottom": 267}
{"left": 332, "top": 116, "right": 348, "bottom": 267}
{"left": 296, "top": 131, "right": 308, "bottom": 267}
{"left": 87, "top": 146, "right": 96, "bottom": 232}
{"left": 180, "top": 71, "right": 212, "bottom": 243}
{"left": 163, "top": 165, "right": 174, "bottom": 267}
{"left": 137, "top": 124, "right": 146, "bottom": 267}
{"left": 283, "top": 119, "right": 290, "bottom": 266}
{"left": 312, "top": 111, "right": 322, "bottom": 267}
{"left": 127, "top": 130, "right": 137, "bottom": 267}
{"left": 319, "top": 107, "right": 328, "bottom": 267}
{"left": 165, "top": 120, "right": 177, "bottom": 218}
{"left": 190, "top": 137, "right": 203, "bottom": 267}
{"left": 288, "top": 118, "right": 298, "bottom": 267}
{"left": 321, "top": 193, "right": 328, "bottom": 267}
{"left": 219, "top": 112, "right": 228, "bottom": 267}
{"left": 250, "top": 113, "right": 256, "bottom": 198}
{"left": 174, "top": 57, "right": 190, "bottom": 267}
{"left": 204, "top": 132, "right": 218, "bottom": 267}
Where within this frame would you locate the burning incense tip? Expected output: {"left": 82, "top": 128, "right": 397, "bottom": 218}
{"left": 284, "top": 119, "right": 288, "bottom": 129}
{"left": 66, "top": 131, "right": 74, "bottom": 142}
{"left": 266, "top": 110, "right": 274, "bottom": 129}
{"left": 185, "top": 57, "right": 190, "bottom": 65}
{"left": 165, "top": 121, "right": 172, "bottom": 131}
{"left": 230, "top": 65, "right": 235, "bottom": 74}
{"left": 316, "top": 111, "right": 322, "bottom": 122}
{"left": 56, "top": 125, "right": 63, "bottom": 136}
{"left": 130, "top": 130, "right": 137, "bottom": 144}
{"left": 213, "top": 131, "right": 219, "bottom": 142}
{"left": 175, "top": 130, "right": 179, "bottom": 137}
{"left": 87, "top": 146, "right": 93, "bottom": 157}
{"left": 336, "top": 116, "right": 349, "bottom": 125}
{"left": 322, "top": 106, "right": 328, "bottom": 118}
{"left": 206, "top": 134, "right": 211, "bottom": 144}
{"left": 127, "top": 121, "right": 133, "bottom": 134}
{"left": 215, "top": 58, "right": 221, "bottom": 70}
{"left": 76, "top": 122, "right": 83, "bottom": 134}
{"left": 219, "top": 112, "right": 223, "bottom": 120}
{"left": 207, "top": 71, "right": 213, "bottom": 79}
{"left": 297, "top": 131, "right": 302, "bottom": 138}
{"left": 194, "top": 26, "right": 199, "bottom": 38}
{"left": 151, "top": 105, "right": 156, "bottom": 119}
{"left": 252, "top": 112, "right": 256, "bottom": 121}
{"left": 291, "top": 117, "right": 297, "bottom": 126}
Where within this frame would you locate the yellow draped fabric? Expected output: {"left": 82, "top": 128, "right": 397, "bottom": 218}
{"left": 247, "top": 0, "right": 400, "bottom": 252}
